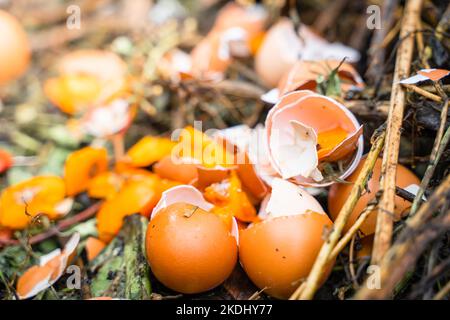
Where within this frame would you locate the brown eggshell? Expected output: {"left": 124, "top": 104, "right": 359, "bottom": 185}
{"left": 328, "top": 157, "right": 420, "bottom": 236}
{"left": 146, "top": 203, "right": 237, "bottom": 294}
{"left": 57, "top": 49, "right": 127, "bottom": 81}
{"left": 239, "top": 212, "right": 333, "bottom": 299}
{"left": 0, "top": 10, "right": 30, "bottom": 85}
{"left": 255, "top": 19, "right": 303, "bottom": 87}
{"left": 191, "top": 31, "right": 231, "bottom": 78}
{"left": 277, "top": 60, "right": 364, "bottom": 97}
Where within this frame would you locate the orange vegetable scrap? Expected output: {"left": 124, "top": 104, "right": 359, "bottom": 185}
{"left": 0, "top": 176, "right": 70, "bottom": 229}
{"left": 96, "top": 173, "right": 178, "bottom": 242}
{"left": 64, "top": 146, "right": 108, "bottom": 196}
{"left": 16, "top": 233, "right": 80, "bottom": 299}
{"left": 153, "top": 155, "right": 198, "bottom": 184}
{"left": 124, "top": 136, "right": 176, "bottom": 167}
{"left": 44, "top": 50, "right": 128, "bottom": 115}
{"left": 87, "top": 171, "right": 123, "bottom": 200}
{"left": 44, "top": 74, "right": 103, "bottom": 114}
{"left": 204, "top": 171, "right": 258, "bottom": 227}
{"left": 174, "top": 126, "right": 236, "bottom": 168}
{"left": 85, "top": 237, "right": 106, "bottom": 261}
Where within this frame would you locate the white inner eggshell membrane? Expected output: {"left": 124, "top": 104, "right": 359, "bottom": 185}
{"left": 151, "top": 185, "right": 214, "bottom": 219}
{"left": 264, "top": 178, "right": 325, "bottom": 219}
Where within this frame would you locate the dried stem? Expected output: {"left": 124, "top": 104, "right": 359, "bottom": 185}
{"left": 401, "top": 84, "right": 443, "bottom": 102}
{"left": 328, "top": 199, "right": 379, "bottom": 262}
{"left": 355, "top": 174, "right": 450, "bottom": 299}
{"left": 0, "top": 202, "right": 101, "bottom": 247}
{"left": 433, "top": 280, "right": 450, "bottom": 300}
{"left": 297, "top": 130, "right": 386, "bottom": 300}
{"left": 410, "top": 98, "right": 449, "bottom": 216}
{"left": 372, "top": 0, "right": 423, "bottom": 265}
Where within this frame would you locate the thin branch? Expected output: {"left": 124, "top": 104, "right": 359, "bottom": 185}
{"left": 372, "top": 0, "right": 423, "bottom": 265}
{"left": 296, "top": 129, "right": 386, "bottom": 300}
{"left": 410, "top": 99, "right": 449, "bottom": 216}
{"left": 0, "top": 202, "right": 102, "bottom": 247}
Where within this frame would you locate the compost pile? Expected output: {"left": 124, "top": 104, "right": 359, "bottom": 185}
{"left": 0, "top": 0, "right": 449, "bottom": 300}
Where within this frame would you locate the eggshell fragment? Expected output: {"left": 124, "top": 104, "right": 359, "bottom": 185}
{"left": 16, "top": 233, "right": 80, "bottom": 299}
{"left": 146, "top": 203, "right": 238, "bottom": 294}
{"left": 151, "top": 185, "right": 214, "bottom": 219}
{"left": 81, "top": 99, "right": 134, "bottom": 138}
{"left": 255, "top": 19, "right": 303, "bottom": 87}
{"left": 239, "top": 211, "right": 333, "bottom": 299}
{"left": 399, "top": 68, "right": 450, "bottom": 84}
{"left": 263, "top": 178, "right": 325, "bottom": 219}
{"left": 266, "top": 90, "right": 363, "bottom": 186}
{"left": 191, "top": 31, "right": 231, "bottom": 79}
{"left": 0, "top": 10, "right": 30, "bottom": 85}
{"left": 255, "top": 20, "right": 360, "bottom": 88}
{"left": 277, "top": 60, "right": 364, "bottom": 98}
{"left": 328, "top": 157, "right": 420, "bottom": 236}
{"left": 216, "top": 125, "right": 268, "bottom": 199}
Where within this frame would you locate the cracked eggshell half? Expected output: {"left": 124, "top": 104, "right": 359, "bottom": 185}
{"left": 239, "top": 178, "right": 333, "bottom": 299}
{"left": 266, "top": 90, "right": 363, "bottom": 187}
{"left": 146, "top": 185, "right": 238, "bottom": 294}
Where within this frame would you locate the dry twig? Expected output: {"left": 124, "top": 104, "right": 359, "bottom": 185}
{"left": 296, "top": 129, "right": 386, "bottom": 300}
{"left": 372, "top": 0, "right": 423, "bottom": 265}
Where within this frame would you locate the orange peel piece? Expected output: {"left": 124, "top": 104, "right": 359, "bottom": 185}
{"left": 87, "top": 171, "right": 123, "bottom": 200}
{"left": 204, "top": 171, "right": 258, "bottom": 224}
{"left": 44, "top": 49, "right": 129, "bottom": 115}
{"left": 64, "top": 146, "right": 108, "bottom": 196}
{"left": 125, "top": 136, "right": 176, "bottom": 167}
{"left": 44, "top": 74, "right": 102, "bottom": 115}
{"left": 85, "top": 237, "right": 106, "bottom": 261}
{"left": 317, "top": 127, "right": 349, "bottom": 159}
{"left": 153, "top": 155, "right": 198, "bottom": 184}
{"left": 96, "top": 173, "right": 178, "bottom": 242}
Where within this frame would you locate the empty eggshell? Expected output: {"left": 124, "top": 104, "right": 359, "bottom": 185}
{"left": 328, "top": 157, "right": 420, "bottom": 236}
{"left": 265, "top": 90, "right": 363, "bottom": 187}
{"left": 0, "top": 10, "right": 30, "bottom": 85}
{"left": 239, "top": 179, "right": 333, "bottom": 299}
{"left": 146, "top": 198, "right": 238, "bottom": 294}
{"left": 255, "top": 19, "right": 303, "bottom": 87}
{"left": 255, "top": 20, "right": 360, "bottom": 88}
